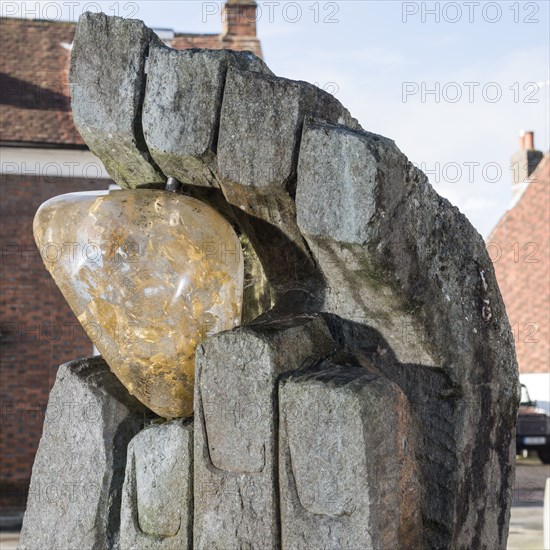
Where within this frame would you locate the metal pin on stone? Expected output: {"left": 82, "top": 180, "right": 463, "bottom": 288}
{"left": 165, "top": 176, "right": 183, "bottom": 193}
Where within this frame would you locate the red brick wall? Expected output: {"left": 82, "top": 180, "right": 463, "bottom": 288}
{"left": 0, "top": 174, "right": 109, "bottom": 511}
{"left": 487, "top": 154, "right": 550, "bottom": 374}
{"left": 171, "top": 34, "right": 225, "bottom": 49}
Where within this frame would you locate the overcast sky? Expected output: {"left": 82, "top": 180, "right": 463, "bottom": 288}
{"left": 5, "top": 1, "right": 549, "bottom": 236}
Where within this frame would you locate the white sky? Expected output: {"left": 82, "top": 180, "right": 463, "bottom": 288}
{"left": 3, "top": 0, "right": 549, "bottom": 236}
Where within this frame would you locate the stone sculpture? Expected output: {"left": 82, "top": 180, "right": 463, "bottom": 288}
{"left": 19, "top": 11, "right": 519, "bottom": 550}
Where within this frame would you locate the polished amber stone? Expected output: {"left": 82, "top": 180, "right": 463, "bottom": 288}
{"left": 34, "top": 190, "right": 243, "bottom": 418}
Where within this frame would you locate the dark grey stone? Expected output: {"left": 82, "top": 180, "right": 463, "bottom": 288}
{"left": 218, "top": 68, "right": 360, "bottom": 193}
{"left": 279, "top": 352, "right": 423, "bottom": 550}
{"left": 143, "top": 46, "right": 272, "bottom": 188}
{"left": 216, "top": 68, "right": 361, "bottom": 305}
{"left": 69, "top": 12, "right": 165, "bottom": 188}
{"left": 295, "top": 120, "right": 519, "bottom": 549}
{"left": 296, "top": 122, "right": 435, "bottom": 367}
{"left": 18, "top": 357, "right": 151, "bottom": 550}
{"left": 193, "top": 315, "right": 335, "bottom": 550}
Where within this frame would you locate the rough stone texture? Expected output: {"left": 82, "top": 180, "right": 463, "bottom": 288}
{"left": 143, "top": 46, "right": 272, "bottom": 188}
{"left": 279, "top": 351, "right": 423, "bottom": 550}
{"left": 18, "top": 356, "right": 151, "bottom": 550}
{"left": 296, "top": 123, "right": 435, "bottom": 367}
{"left": 296, "top": 120, "right": 519, "bottom": 549}
{"left": 69, "top": 12, "right": 165, "bottom": 188}
{"left": 218, "top": 68, "right": 360, "bottom": 192}
{"left": 217, "top": 68, "right": 361, "bottom": 306}
{"left": 120, "top": 420, "right": 193, "bottom": 549}
{"left": 193, "top": 314, "right": 335, "bottom": 550}
{"left": 62, "top": 13, "right": 519, "bottom": 549}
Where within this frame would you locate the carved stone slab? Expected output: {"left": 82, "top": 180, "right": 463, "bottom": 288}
{"left": 279, "top": 352, "right": 423, "bottom": 550}
{"left": 120, "top": 419, "right": 193, "bottom": 549}
{"left": 51, "top": 13, "right": 522, "bottom": 549}
{"left": 143, "top": 47, "right": 272, "bottom": 188}
{"left": 70, "top": 13, "right": 165, "bottom": 187}
{"left": 18, "top": 357, "right": 150, "bottom": 550}
{"left": 193, "top": 315, "right": 335, "bottom": 549}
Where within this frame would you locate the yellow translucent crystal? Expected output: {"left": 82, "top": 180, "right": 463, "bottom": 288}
{"left": 33, "top": 189, "right": 243, "bottom": 418}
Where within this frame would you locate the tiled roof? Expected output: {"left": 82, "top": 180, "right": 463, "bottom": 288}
{"left": 0, "top": 18, "right": 84, "bottom": 146}
{"left": 0, "top": 15, "right": 262, "bottom": 147}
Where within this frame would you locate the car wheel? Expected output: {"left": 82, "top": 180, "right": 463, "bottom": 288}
{"left": 538, "top": 448, "right": 550, "bottom": 464}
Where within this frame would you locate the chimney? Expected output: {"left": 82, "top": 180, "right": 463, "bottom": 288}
{"left": 520, "top": 130, "right": 534, "bottom": 150}
{"left": 511, "top": 130, "right": 543, "bottom": 200}
{"left": 222, "top": 0, "right": 258, "bottom": 38}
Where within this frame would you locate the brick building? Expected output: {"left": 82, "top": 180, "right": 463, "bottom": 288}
{"left": 0, "top": 1, "right": 262, "bottom": 512}
{"left": 487, "top": 132, "right": 550, "bottom": 412}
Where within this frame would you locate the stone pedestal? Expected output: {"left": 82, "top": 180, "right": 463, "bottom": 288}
{"left": 18, "top": 357, "right": 150, "bottom": 550}
{"left": 193, "top": 315, "right": 334, "bottom": 549}
{"left": 279, "top": 353, "right": 423, "bottom": 550}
